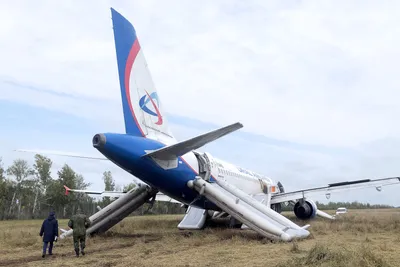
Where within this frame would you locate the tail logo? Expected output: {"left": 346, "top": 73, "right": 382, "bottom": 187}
{"left": 139, "top": 90, "right": 163, "bottom": 125}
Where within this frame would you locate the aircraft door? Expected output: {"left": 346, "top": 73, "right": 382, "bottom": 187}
{"left": 203, "top": 152, "right": 219, "bottom": 182}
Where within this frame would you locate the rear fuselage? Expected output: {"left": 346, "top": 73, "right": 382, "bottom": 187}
{"left": 93, "top": 133, "right": 276, "bottom": 211}
{"left": 93, "top": 133, "right": 217, "bottom": 209}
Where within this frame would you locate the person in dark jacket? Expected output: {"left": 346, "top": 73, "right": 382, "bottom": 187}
{"left": 39, "top": 211, "right": 59, "bottom": 258}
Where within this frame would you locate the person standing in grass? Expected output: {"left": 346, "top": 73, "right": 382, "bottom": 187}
{"left": 68, "top": 208, "right": 91, "bottom": 257}
{"left": 39, "top": 211, "right": 59, "bottom": 258}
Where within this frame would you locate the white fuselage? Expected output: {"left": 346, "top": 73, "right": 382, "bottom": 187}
{"left": 181, "top": 150, "right": 279, "bottom": 198}
{"left": 213, "top": 157, "right": 277, "bottom": 195}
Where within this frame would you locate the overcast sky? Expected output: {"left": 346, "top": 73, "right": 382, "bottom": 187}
{"left": 1, "top": 1, "right": 400, "bottom": 206}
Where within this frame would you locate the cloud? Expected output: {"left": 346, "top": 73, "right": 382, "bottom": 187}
{"left": 1, "top": 1, "right": 400, "bottom": 206}
{"left": 1, "top": 1, "right": 400, "bottom": 147}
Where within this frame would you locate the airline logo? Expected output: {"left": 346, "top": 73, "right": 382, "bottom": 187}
{"left": 139, "top": 90, "right": 163, "bottom": 125}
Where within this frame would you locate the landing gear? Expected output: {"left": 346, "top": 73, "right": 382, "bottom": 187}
{"left": 271, "top": 203, "right": 282, "bottom": 214}
{"left": 228, "top": 217, "right": 243, "bottom": 228}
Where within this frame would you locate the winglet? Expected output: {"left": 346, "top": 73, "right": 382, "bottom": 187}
{"left": 64, "top": 185, "right": 71, "bottom": 196}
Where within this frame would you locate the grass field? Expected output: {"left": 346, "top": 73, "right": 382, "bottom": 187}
{"left": 1, "top": 209, "right": 400, "bottom": 266}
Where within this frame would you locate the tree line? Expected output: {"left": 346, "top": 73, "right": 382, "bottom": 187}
{"left": 0, "top": 154, "right": 394, "bottom": 221}
{"left": 0, "top": 154, "right": 185, "bottom": 220}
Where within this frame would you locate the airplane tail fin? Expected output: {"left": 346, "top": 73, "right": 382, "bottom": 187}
{"left": 110, "top": 8, "right": 175, "bottom": 143}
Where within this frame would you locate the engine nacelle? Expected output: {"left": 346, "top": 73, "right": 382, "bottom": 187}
{"left": 293, "top": 199, "right": 317, "bottom": 220}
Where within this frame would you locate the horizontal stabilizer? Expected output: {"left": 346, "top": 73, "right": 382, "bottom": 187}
{"left": 142, "top": 122, "right": 243, "bottom": 160}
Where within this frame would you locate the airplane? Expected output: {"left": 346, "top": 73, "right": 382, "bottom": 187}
{"left": 16, "top": 7, "right": 400, "bottom": 242}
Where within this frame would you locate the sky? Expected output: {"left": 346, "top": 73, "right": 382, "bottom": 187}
{"left": 1, "top": 0, "right": 400, "bottom": 206}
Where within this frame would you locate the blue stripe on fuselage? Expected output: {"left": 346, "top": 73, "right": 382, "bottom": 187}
{"left": 95, "top": 133, "right": 220, "bottom": 210}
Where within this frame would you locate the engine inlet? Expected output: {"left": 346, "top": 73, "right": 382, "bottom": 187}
{"left": 92, "top": 134, "right": 106, "bottom": 148}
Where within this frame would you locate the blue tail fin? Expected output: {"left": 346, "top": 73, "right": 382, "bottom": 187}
{"left": 110, "top": 8, "right": 175, "bottom": 143}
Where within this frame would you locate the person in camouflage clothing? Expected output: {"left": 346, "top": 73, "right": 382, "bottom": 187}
{"left": 68, "top": 208, "right": 91, "bottom": 257}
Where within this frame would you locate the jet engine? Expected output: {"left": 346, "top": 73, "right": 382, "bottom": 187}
{"left": 293, "top": 199, "right": 317, "bottom": 220}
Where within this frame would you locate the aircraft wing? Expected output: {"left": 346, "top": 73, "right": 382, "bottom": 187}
{"left": 64, "top": 185, "right": 181, "bottom": 204}
{"left": 64, "top": 185, "right": 125, "bottom": 197}
{"left": 15, "top": 149, "right": 108, "bottom": 160}
{"left": 270, "top": 176, "right": 400, "bottom": 204}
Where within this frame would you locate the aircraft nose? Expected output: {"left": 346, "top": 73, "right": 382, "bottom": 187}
{"left": 92, "top": 134, "right": 106, "bottom": 148}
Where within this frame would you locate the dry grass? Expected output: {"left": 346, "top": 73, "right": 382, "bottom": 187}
{"left": 0, "top": 209, "right": 400, "bottom": 266}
